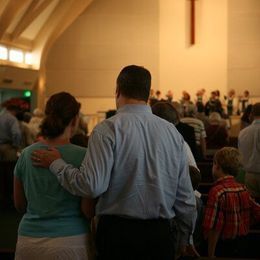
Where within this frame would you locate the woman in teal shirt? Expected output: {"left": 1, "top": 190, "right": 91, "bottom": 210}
{"left": 14, "top": 92, "right": 94, "bottom": 260}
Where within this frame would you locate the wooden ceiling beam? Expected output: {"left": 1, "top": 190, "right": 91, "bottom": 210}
{"left": 1, "top": 33, "right": 32, "bottom": 51}
{"left": 34, "top": 0, "right": 94, "bottom": 108}
{"left": 0, "top": 0, "right": 30, "bottom": 40}
{"left": 34, "top": 0, "right": 94, "bottom": 62}
{"left": 0, "top": 1, "right": 9, "bottom": 17}
{"left": 11, "top": 0, "right": 53, "bottom": 41}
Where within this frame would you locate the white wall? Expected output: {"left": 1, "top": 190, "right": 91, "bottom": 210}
{"left": 45, "top": 0, "right": 159, "bottom": 114}
{"left": 159, "top": 0, "right": 228, "bottom": 102}
{"left": 228, "top": 0, "right": 260, "bottom": 97}
{"left": 45, "top": 0, "right": 260, "bottom": 116}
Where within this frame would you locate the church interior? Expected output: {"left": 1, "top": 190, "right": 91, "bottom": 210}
{"left": 0, "top": 0, "right": 260, "bottom": 259}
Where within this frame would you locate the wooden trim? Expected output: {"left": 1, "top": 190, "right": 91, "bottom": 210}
{"left": 34, "top": 0, "right": 94, "bottom": 109}
{"left": 190, "top": 0, "right": 195, "bottom": 45}
{"left": 1, "top": 33, "right": 32, "bottom": 51}
{"left": 11, "top": 0, "right": 53, "bottom": 41}
{"left": 0, "top": 59, "right": 35, "bottom": 70}
{"left": 0, "top": 0, "right": 30, "bottom": 39}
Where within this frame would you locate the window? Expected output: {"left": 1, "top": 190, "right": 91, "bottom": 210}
{"left": 0, "top": 45, "right": 34, "bottom": 66}
{"left": 9, "top": 49, "right": 24, "bottom": 63}
{"left": 25, "top": 53, "right": 32, "bottom": 65}
{"left": 0, "top": 45, "right": 8, "bottom": 60}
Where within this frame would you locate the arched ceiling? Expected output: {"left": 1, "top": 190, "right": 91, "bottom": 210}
{"left": 0, "top": 0, "right": 94, "bottom": 68}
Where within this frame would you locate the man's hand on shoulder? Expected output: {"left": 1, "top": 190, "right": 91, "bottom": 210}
{"left": 31, "top": 147, "right": 61, "bottom": 168}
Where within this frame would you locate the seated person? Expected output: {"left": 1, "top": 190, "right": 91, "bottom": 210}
{"left": 240, "top": 104, "right": 253, "bottom": 130}
{"left": 0, "top": 101, "right": 22, "bottom": 161}
{"left": 180, "top": 104, "right": 207, "bottom": 160}
{"left": 205, "top": 91, "right": 223, "bottom": 116}
{"left": 203, "top": 147, "right": 260, "bottom": 258}
{"left": 205, "top": 112, "right": 228, "bottom": 152}
{"left": 152, "top": 101, "right": 198, "bottom": 160}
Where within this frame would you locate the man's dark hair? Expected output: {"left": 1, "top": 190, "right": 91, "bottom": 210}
{"left": 252, "top": 103, "right": 260, "bottom": 117}
{"left": 116, "top": 65, "right": 151, "bottom": 102}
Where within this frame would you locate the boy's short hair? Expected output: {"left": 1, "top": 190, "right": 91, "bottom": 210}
{"left": 214, "top": 147, "right": 242, "bottom": 177}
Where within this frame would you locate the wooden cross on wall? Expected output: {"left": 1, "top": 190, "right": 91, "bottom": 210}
{"left": 189, "top": 0, "right": 197, "bottom": 45}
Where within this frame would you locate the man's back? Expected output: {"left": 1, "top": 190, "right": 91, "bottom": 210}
{"left": 238, "top": 120, "right": 260, "bottom": 173}
{"left": 93, "top": 104, "right": 195, "bottom": 219}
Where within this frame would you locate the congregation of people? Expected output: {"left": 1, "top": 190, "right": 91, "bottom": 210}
{"left": 0, "top": 65, "right": 260, "bottom": 259}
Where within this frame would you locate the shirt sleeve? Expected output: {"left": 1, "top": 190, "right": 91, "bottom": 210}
{"left": 173, "top": 141, "right": 197, "bottom": 245}
{"left": 203, "top": 187, "right": 224, "bottom": 237}
{"left": 50, "top": 130, "right": 114, "bottom": 198}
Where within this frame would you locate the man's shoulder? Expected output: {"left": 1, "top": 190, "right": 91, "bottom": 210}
{"left": 239, "top": 124, "right": 254, "bottom": 138}
{"left": 0, "top": 110, "right": 15, "bottom": 121}
{"left": 93, "top": 117, "right": 116, "bottom": 132}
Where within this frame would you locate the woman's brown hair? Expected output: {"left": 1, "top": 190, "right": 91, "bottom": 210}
{"left": 40, "top": 92, "right": 81, "bottom": 139}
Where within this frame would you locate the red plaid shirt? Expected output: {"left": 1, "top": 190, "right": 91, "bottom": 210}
{"left": 203, "top": 176, "right": 260, "bottom": 239}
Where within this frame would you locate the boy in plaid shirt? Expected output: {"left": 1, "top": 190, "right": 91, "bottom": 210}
{"left": 203, "top": 147, "right": 260, "bottom": 257}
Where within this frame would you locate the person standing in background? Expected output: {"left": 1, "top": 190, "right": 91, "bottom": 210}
{"left": 238, "top": 103, "right": 260, "bottom": 198}
{"left": 240, "top": 104, "right": 253, "bottom": 130}
{"left": 224, "top": 89, "right": 236, "bottom": 116}
{"left": 27, "top": 108, "right": 44, "bottom": 142}
{"left": 237, "top": 90, "right": 251, "bottom": 115}
{"left": 0, "top": 101, "right": 22, "bottom": 161}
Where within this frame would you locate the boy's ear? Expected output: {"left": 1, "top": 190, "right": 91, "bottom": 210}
{"left": 115, "top": 84, "right": 121, "bottom": 99}
{"left": 215, "top": 163, "right": 222, "bottom": 172}
{"left": 116, "top": 89, "right": 120, "bottom": 99}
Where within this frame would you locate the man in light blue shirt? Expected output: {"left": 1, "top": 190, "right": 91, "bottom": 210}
{"left": 33, "top": 65, "right": 197, "bottom": 259}
{"left": 238, "top": 102, "right": 260, "bottom": 197}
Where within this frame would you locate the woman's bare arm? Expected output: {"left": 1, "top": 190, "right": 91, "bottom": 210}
{"left": 13, "top": 176, "right": 27, "bottom": 213}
